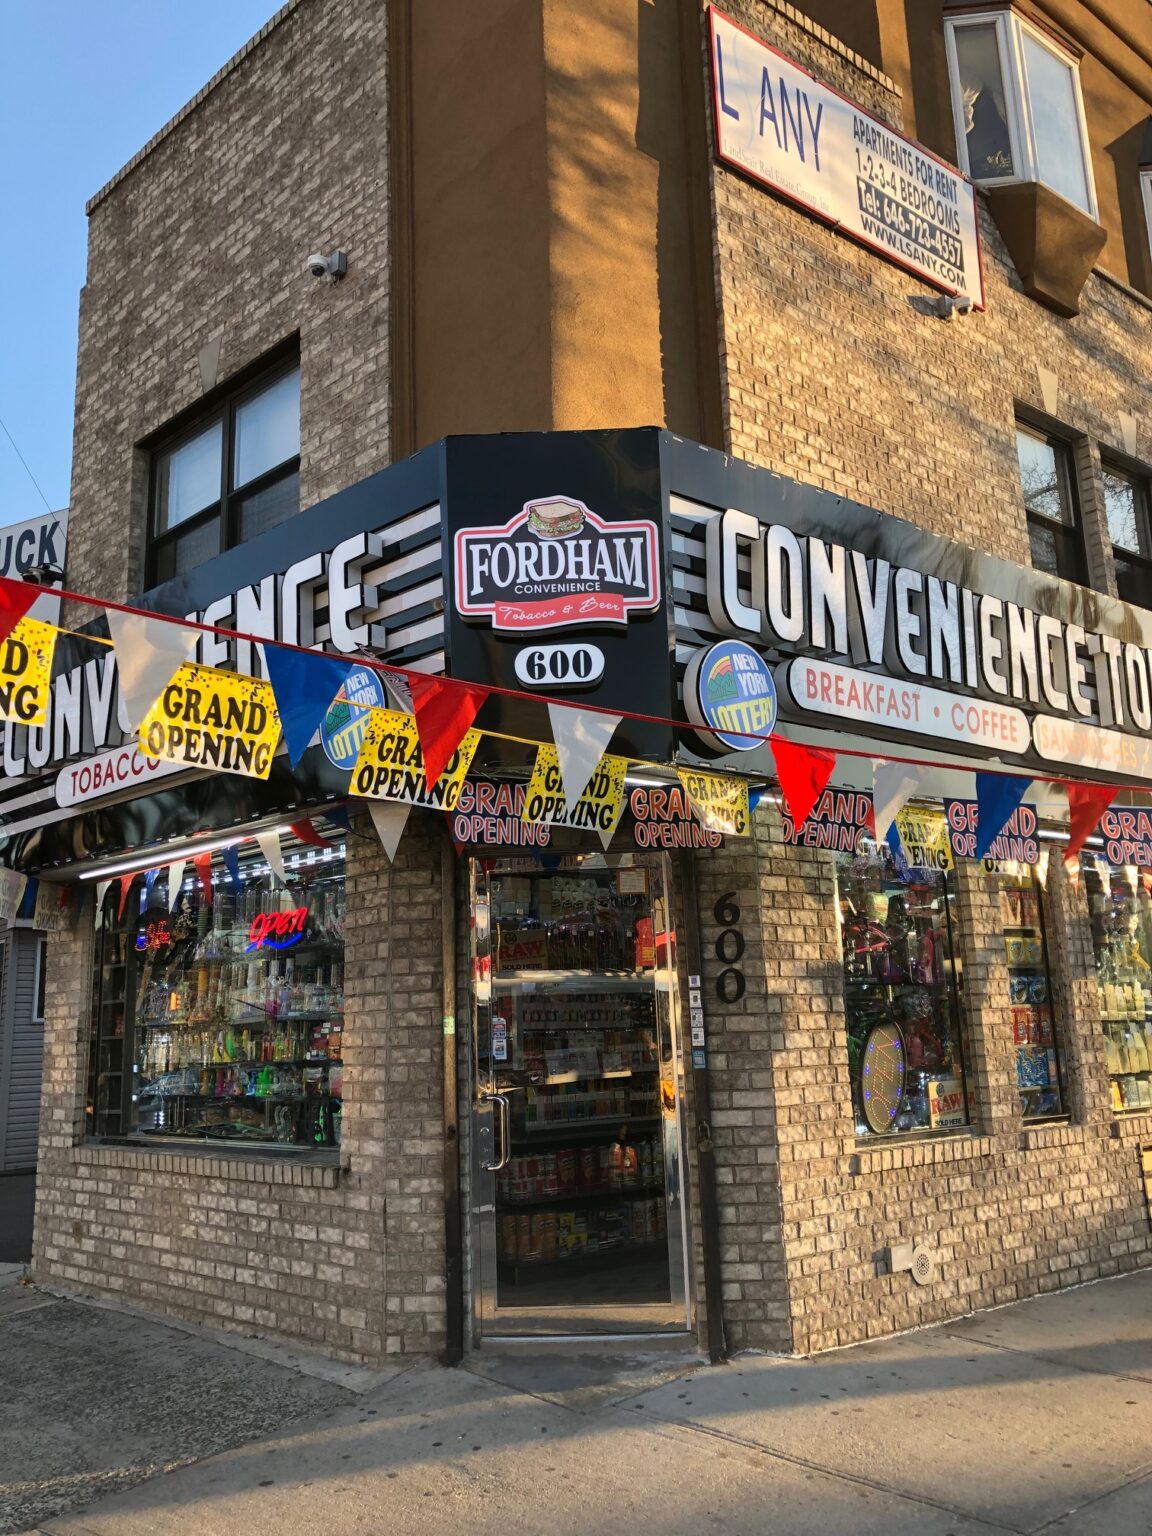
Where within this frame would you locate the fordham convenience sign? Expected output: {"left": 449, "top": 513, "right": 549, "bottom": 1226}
{"left": 453, "top": 495, "right": 660, "bottom": 633}
{"left": 707, "top": 8, "right": 984, "bottom": 307}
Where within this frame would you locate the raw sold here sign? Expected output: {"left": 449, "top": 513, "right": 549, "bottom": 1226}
{"left": 708, "top": 8, "right": 984, "bottom": 305}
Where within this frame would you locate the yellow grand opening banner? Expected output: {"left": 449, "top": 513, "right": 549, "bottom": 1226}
{"left": 522, "top": 744, "right": 628, "bottom": 837}
{"left": 0, "top": 617, "right": 58, "bottom": 728}
{"left": 138, "top": 664, "right": 282, "bottom": 779}
{"left": 351, "top": 708, "right": 481, "bottom": 808}
{"left": 676, "top": 767, "right": 750, "bottom": 837}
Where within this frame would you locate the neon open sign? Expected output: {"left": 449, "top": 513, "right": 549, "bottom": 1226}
{"left": 135, "top": 920, "right": 172, "bottom": 953}
{"left": 246, "top": 908, "right": 308, "bottom": 951}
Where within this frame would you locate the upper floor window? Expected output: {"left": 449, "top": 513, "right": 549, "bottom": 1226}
{"left": 1016, "top": 423, "right": 1086, "bottom": 585}
{"left": 149, "top": 356, "right": 300, "bottom": 586}
{"left": 945, "top": 10, "right": 1097, "bottom": 218}
{"left": 1142, "top": 166, "right": 1152, "bottom": 270}
{"left": 1102, "top": 462, "right": 1152, "bottom": 609}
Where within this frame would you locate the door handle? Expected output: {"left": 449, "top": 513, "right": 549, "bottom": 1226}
{"left": 481, "top": 1091, "right": 511, "bottom": 1172}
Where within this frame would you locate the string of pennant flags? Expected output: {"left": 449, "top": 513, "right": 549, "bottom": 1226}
{"left": 0, "top": 573, "right": 1139, "bottom": 905}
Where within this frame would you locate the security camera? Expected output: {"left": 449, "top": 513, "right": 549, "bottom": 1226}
{"left": 21, "top": 563, "right": 64, "bottom": 585}
{"left": 304, "top": 250, "right": 347, "bottom": 283}
{"left": 934, "top": 292, "right": 974, "bottom": 321}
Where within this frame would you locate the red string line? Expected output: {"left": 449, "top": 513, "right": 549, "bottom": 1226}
{"left": 21, "top": 576, "right": 1148, "bottom": 798}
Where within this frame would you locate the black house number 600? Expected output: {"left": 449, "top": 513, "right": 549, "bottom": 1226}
{"left": 713, "top": 892, "right": 746, "bottom": 1003}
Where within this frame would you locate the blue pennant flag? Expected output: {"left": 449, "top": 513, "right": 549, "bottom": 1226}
{"left": 748, "top": 787, "right": 764, "bottom": 815}
{"left": 221, "top": 845, "right": 242, "bottom": 894}
{"left": 885, "top": 820, "right": 913, "bottom": 882}
{"left": 143, "top": 868, "right": 160, "bottom": 908}
{"left": 325, "top": 806, "right": 352, "bottom": 834}
{"left": 263, "top": 645, "right": 355, "bottom": 769}
{"left": 974, "top": 773, "right": 1031, "bottom": 862}
{"left": 18, "top": 878, "right": 37, "bottom": 921}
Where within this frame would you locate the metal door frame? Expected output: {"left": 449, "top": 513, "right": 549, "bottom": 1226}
{"left": 466, "top": 852, "right": 693, "bottom": 1341}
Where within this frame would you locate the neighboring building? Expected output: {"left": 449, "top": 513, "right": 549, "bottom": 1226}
{"left": 6, "top": 0, "right": 1152, "bottom": 1363}
{"left": 0, "top": 920, "right": 46, "bottom": 1175}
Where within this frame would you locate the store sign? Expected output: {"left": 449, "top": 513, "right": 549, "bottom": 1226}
{"left": 247, "top": 907, "right": 308, "bottom": 951}
{"left": 0, "top": 620, "right": 57, "bottom": 727}
{"left": 701, "top": 499, "right": 1152, "bottom": 782}
{"left": 629, "top": 784, "right": 723, "bottom": 849}
{"left": 453, "top": 496, "right": 660, "bottom": 633}
{"left": 781, "top": 788, "right": 873, "bottom": 852}
{"left": 452, "top": 781, "right": 553, "bottom": 847}
{"left": 351, "top": 709, "right": 481, "bottom": 809}
{"left": 708, "top": 9, "right": 984, "bottom": 305}
{"left": 684, "top": 639, "right": 777, "bottom": 751}
{"left": 928, "top": 1076, "right": 967, "bottom": 1129}
{"left": 55, "top": 743, "right": 186, "bottom": 808}
{"left": 522, "top": 744, "right": 628, "bottom": 836}
{"left": 0, "top": 509, "right": 67, "bottom": 624}
{"left": 943, "top": 800, "right": 1040, "bottom": 865}
{"left": 135, "top": 920, "right": 173, "bottom": 953}
{"left": 1099, "top": 808, "right": 1152, "bottom": 868}
{"left": 322, "top": 664, "right": 389, "bottom": 770}
{"left": 138, "top": 665, "right": 281, "bottom": 780}
{"left": 2, "top": 519, "right": 401, "bottom": 782}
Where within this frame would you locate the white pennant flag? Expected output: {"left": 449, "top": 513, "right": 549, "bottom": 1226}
{"left": 384, "top": 671, "right": 412, "bottom": 714}
{"left": 95, "top": 878, "right": 111, "bottom": 928}
{"left": 106, "top": 608, "right": 198, "bottom": 731}
{"left": 596, "top": 819, "right": 618, "bottom": 853}
{"left": 369, "top": 800, "right": 411, "bottom": 863}
{"left": 165, "top": 859, "right": 187, "bottom": 911}
{"left": 257, "top": 831, "right": 286, "bottom": 886}
{"left": 872, "top": 760, "right": 923, "bottom": 842}
{"left": 548, "top": 703, "right": 621, "bottom": 808}
{"left": 1035, "top": 847, "right": 1050, "bottom": 890}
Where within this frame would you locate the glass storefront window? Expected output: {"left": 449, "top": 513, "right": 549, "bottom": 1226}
{"left": 87, "top": 832, "right": 345, "bottom": 1149}
{"left": 1085, "top": 858, "right": 1152, "bottom": 1114}
{"left": 835, "top": 843, "right": 970, "bottom": 1138}
{"left": 996, "top": 869, "right": 1065, "bottom": 1119}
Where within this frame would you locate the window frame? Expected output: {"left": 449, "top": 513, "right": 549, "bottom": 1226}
{"left": 1141, "top": 167, "right": 1152, "bottom": 271}
{"left": 944, "top": 8, "right": 1099, "bottom": 221}
{"left": 146, "top": 348, "right": 301, "bottom": 587}
{"left": 1015, "top": 419, "right": 1088, "bottom": 588}
{"left": 1101, "top": 456, "right": 1152, "bottom": 610}
{"left": 31, "top": 936, "right": 46, "bottom": 1026}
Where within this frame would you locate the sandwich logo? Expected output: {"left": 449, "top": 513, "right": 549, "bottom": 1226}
{"left": 453, "top": 496, "right": 660, "bottom": 633}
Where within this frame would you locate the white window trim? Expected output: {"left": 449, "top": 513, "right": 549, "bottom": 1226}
{"left": 1142, "top": 168, "right": 1152, "bottom": 269}
{"left": 945, "top": 8, "right": 1099, "bottom": 222}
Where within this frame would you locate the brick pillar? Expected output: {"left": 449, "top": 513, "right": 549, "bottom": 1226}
{"left": 344, "top": 807, "right": 448, "bottom": 1357}
{"left": 950, "top": 863, "right": 1019, "bottom": 1136}
{"left": 31, "top": 896, "right": 96, "bottom": 1278}
{"left": 1045, "top": 853, "right": 1113, "bottom": 1129}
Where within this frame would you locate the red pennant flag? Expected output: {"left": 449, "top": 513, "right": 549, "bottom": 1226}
{"left": 0, "top": 576, "right": 37, "bottom": 646}
{"left": 770, "top": 738, "right": 837, "bottom": 831}
{"left": 117, "top": 873, "right": 135, "bottom": 920}
{"left": 193, "top": 851, "right": 213, "bottom": 907}
{"left": 290, "top": 817, "right": 333, "bottom": 849}
{"left": 1064, "top": 781, "right": 1114, "bottom": 861}
{"left": 408, "top": 674, "right": 489, "bottom": 791}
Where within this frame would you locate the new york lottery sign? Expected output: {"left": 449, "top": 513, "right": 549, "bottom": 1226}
{"left": 708, "top": 9, "right": 984, "bottom": 306}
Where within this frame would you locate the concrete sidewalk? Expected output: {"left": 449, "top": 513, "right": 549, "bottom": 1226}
{"left": 3, "top": 1271, "right": 1151, "bottom": 1536}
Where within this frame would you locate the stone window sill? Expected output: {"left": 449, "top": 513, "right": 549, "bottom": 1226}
{"left": 1018, "top": 1118, "right": 1076, "bottom": 1151}
{"left": 848, "top": 1133, "right": 994, "bottom": 1176}
{"left": 77, "top": 1139, "right": 342, "bottom": 1187}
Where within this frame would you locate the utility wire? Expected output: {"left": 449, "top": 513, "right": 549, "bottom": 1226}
{"left": 0, "top": 411, "right": 55, "bottom": 515}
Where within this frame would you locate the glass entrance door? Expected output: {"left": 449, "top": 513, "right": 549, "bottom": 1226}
{"left": 470, "top": 855, "right": 689, "bottom": 1337}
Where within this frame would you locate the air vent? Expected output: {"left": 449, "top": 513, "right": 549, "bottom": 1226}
{"left": 910, "top": 1245, "right": 936, "bottom": 1286}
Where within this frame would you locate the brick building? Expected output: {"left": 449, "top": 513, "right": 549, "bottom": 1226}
{"left": 8, "top": 0, "right": 1152, "bottom": 1361}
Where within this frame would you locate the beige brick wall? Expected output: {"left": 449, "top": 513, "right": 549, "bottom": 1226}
{"left": 702, "top": 0, "right": 1152, "bottom": 1352}
{"left": 33, "top": 810, "right": 449, "bottom": 1364}
{"left": 67, "top": 0, "right": 390, "bottom": 603}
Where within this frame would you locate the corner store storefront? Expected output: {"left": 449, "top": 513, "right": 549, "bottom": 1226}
{"left": 12, "top": 428, "right": 1152, "bottom": 1360}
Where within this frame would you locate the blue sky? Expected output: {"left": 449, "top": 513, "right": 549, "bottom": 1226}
{"left": 1, "top": 0, "right": 281, "bottom": 524}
